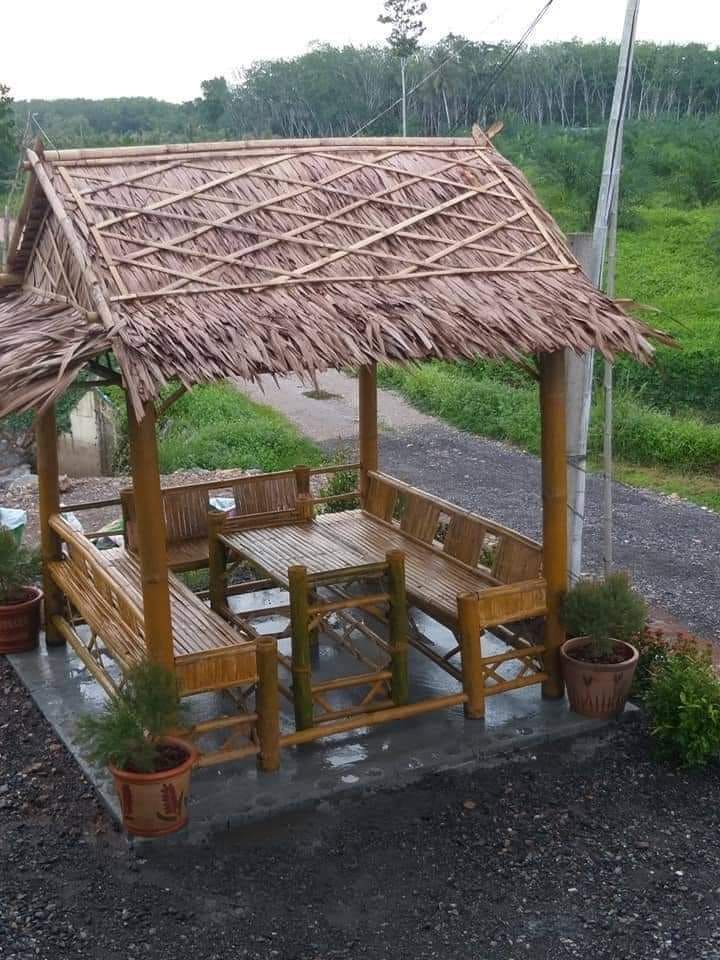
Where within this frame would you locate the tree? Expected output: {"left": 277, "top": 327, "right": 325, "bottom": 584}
{"left": 378, "top": 0, "right": 427, "bottom": 135}
{"left": 0, "top": 85, "right": 16, "bottom": 188}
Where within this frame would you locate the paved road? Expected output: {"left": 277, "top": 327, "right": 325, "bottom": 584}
{"left": 240, "top": 374, "right": 720, "bottom": 642}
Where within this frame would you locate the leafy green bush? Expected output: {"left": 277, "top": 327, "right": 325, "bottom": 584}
{"left": 561, "top": 573, "right": 647, "bottom": 659}
{"left": 77, "top": 661, "right": 186, "bottom": 773}
{"left": 317, "top": 456, "right": 359, "bottom": 514}
{"left": 645, "top": 653, "right": 720, "bottom": 767}
{"left": 632, "top": 626, "right": 708, "bottom": 699}
{"left": 0, "top": 528, "right": 40, "bottom": 604}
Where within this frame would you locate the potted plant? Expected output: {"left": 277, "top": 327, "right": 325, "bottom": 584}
{"left": 77, "top": 661, "right": 197, "bottom": 838}
{"left": 0, "top": 527, "right": 42, "bottom": 654}
{"left": 560, "top": 572, "right": 647, "bottom": 719}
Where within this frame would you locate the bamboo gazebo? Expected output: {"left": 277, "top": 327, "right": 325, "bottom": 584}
{"left": 0, "top": 131, "right": 658, "bottom": 769}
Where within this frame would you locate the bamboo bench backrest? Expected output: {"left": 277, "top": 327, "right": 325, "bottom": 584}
{"left": 233, "top": 472, "right": 298, "bottom": 516}
{"left": 49, "top": 515, "right": 146, "bottom": 656}
{"left": 121, "top": 470, "right": 300, "bottom": 552}
{"left": 364, "top": 472, "right": 542, "bottom": 585}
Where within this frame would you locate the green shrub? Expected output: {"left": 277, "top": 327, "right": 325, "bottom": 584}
{"left": 645, "top": 653, "right": 720, "bottom": 767}
{"left": 0, "top": 528, "right": 40, "bottom": 604}
{"left": 76, "top": 661, "right": 186, "bottom": 773}
{"left": 560, "top": 573, "right": 647, "bottom": 659}
{"left": 632, "top": 626, "right": 708, "bottom": 699}
{"left": 317, "top": 456, "right": 359, "bottom": 514}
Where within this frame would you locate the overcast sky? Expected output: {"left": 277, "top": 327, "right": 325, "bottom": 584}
{"left": 4, "top": 0, "right": 720, "bottom": 102}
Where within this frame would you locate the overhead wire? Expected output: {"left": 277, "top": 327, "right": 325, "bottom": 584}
{"left": 351, "top": 0, "right": 556, "bottom": 138}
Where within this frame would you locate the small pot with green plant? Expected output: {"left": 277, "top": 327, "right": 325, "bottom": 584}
{"left": 77, "top": 661, "right": 197, "bottom": 838}
{"left": 560, "top": 573, "right": 647, "bottom": 719}
{"left": 0, "top": 527, "right": 42, "bottom": 654}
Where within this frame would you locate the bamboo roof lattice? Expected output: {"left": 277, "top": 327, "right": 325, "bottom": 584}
{"left": 1, "top": 132, "right": 663, "bottom": 417}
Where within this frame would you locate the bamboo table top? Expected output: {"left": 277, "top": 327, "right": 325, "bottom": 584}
{"left": 221, "top": 509, "right": 491, "bottom": 624}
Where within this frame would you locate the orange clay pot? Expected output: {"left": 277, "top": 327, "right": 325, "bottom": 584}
{"left": 560, "top": 636, "right": 639, "bottom": 720}
{"left": 109, "top": 737, "right": 197, "bottom": 838}
{"left": 0, "top": 587, "right": 42, "bottom": 654}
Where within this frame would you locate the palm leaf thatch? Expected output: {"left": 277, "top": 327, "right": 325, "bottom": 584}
{"left": 0, "top": 133, "right": 664, "bottom": 418}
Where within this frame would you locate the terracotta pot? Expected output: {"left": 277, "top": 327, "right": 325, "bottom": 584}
{"left": 0, "top": 587, "right": 42, "bottom": 654}
{"left": 561, "top": 636, "right": 639, "bottom": 720}
{"left": 109, "top": 737, "right": 197, "bottom": 838}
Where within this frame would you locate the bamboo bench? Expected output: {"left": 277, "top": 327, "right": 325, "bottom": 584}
{"left": 121, "top": 463, "right": 359, "bottom": 572}
{"left": 47, "top": 514, "right": 256, "bottom": 698}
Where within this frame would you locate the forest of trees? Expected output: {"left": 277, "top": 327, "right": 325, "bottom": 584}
{"left": 4, "top": 38, "right": 720, "bottom": 149}
{"left": 2, "top": 39, "right": 720, "bottom": 222}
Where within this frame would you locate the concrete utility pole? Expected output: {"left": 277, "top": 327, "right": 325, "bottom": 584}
{"left": 566, "top": 0, "right": 640, "bottom": 583}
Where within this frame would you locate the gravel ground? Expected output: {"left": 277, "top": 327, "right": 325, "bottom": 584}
{"left": 2, "top": 655, "right": 720, "bottom": 960}
{"left": 378, "top": 424, "right": 720, "bottom": 643}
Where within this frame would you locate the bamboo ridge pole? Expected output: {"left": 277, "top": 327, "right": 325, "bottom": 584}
{"left": 125, "top": 398, "right": 174, "bottom": 671}
{"left": 539, "top": 351, "right": 567, "bottom": 699}
{"left": 35, "top": 404, "right": 65, "bottom": 646}
{"left": 359, "top": 363, "right": 379, "bottom": 504}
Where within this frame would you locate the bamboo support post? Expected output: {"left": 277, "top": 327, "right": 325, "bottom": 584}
{"left": 386, "top": 550, "right": 409, "bottom": 706}
{"left": 256, "top": 637, "right": 281, "bottom": 772}
{"left": 125, "top": 398, "right": 174, "bottom": 671}
{"left": 207, "top": 514, "right": 227, "bottom": 614}
{"left": 539, "top": 351, "right": 568, "bottom": 698}
{"left": 288, "top": 564, "right": 314, "bottom": 730}
{"left": 359, "top": 363, "right": 378, "bottom": 504}
{"left": 35, "top": 405, "right": 65, "bottom": 646}
{"left": 457, "top": 595, "right": 485, "bottom": 718}
{"left": 294, "top": 465, "right": 313, "bottom": 522}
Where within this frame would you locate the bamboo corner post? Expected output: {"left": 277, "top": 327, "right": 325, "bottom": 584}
{"left": 386, "top": 550, "right": 409, "bottom": 707}
{"left": 539, "top": 351, "right": 568, "bottom": 699}
{"left": 457, "top": 594, "right": 485, "bottom": 718}
{"left": 256, "top": 637, "right": 281, "bottom": 772}
{"left": 288, "top": 564, "right": 314, "bottom": 731}
{"left": 35, "top": 404, "right": 65, "bottom": 646}
{"left": 125, "top": 398, "right": 174, "bottom": 672}
{"left": 207, "top": 512, "right": 228, "bottom": 614}
{"left": 294, "top": 465, "right": 313, "bottom": 522}
{"left": 358, "top": 363, "right": 379, "bottom": 505}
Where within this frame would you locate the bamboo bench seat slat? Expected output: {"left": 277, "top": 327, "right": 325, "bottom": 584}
{"left": 47, "top": 523, "right": 257, "bottom": 695}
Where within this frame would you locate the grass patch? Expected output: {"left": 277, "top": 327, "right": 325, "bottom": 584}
{"left": 380, "top": 362, "right": 720, "bottom": 511}
{"left": 157, "top": 385, "right": 323, "bottom": 474}
{"left": 612, "top": 464, "right": 720, "bottom": 513}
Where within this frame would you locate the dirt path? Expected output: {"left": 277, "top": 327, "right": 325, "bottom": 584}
{"left": 240, "top": 374, "right": 720, "bottom": 642}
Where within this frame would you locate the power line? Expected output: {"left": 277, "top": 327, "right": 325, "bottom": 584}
{"left": 352, "top": 0, "right": 555, "bottom": 138}
{"left": 351, "top": 5, "right": 512, "bottom": 136}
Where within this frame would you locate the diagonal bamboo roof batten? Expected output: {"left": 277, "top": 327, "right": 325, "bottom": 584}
{"left": 1, "top": 134, "right": 666, "bottom": 418}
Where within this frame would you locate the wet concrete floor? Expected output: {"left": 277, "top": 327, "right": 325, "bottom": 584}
{"left": 9, "top": 588, "right": 624, "bottom": 844}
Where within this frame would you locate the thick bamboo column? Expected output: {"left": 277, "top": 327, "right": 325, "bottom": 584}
{"left": 386, "top": 550, "right": 409, "bottom": 706}
{"left": 457, "top": 595, "right": 485, "bottom": 718}
{"left": 207, "top": 512, "right": 227, "bottom": 615}
{"left": 125, "top": 398, "right": 174, "bottom": 672}
{"left": 35, "top": 404, "right": 65, "bottom": 647}
{"left": 358, "top": 363, "right": 378, "bottom": 504}
{"left": 539, "top": 351, "right": 568, "bottom": 699}
{"left": 256, "top": 636, "right": 281, "bottom": 772}
{"left": 288, "top": 564, "right": 314, "bottom": 730}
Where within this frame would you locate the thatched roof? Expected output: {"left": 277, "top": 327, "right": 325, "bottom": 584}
{"left": 1, "top": 132, "right": 661, "bottom": 417}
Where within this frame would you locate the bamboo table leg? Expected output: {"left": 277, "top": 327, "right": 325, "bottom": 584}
{"left": 288, "top": 565, "right": 314, "bottom": 731}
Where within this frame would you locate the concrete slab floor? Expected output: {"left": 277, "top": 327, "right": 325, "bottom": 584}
{"left": 8, "top": 597, "right": 630, "bottom": 846}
